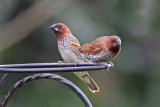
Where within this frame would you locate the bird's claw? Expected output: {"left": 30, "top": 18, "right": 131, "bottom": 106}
{"left": 106, "top": 61, "right": 114, "bottom": 72}
{"left": 96, "top": 62, "right": 114, "bottom": 72}
{"left": 74, "top": 62, "right": 79, "bottom": 67}
{"left": 58, "top": 61, "right": 63, "bottom": 63}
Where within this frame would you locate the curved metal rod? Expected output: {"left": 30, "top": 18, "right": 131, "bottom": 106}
{"left": 0, "top": 73, "right": 11, "bottom": 92}
{"left": 0, "top": 73, "right": 93, "bottom": 107}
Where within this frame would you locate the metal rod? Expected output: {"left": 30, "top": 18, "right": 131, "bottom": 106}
{"left": 0, "top": 62, "right": 113, "bottom": 96}
{"left": 0, "top": 65, "right": 107, "bottom": 73}
{"left": 0, "top": 62, "right": 98, "bottom": 68}
{"left": 0, "top": 73, "right": 11, "bottom": 91}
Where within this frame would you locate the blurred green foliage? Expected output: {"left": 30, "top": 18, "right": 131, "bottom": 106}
{"left": 0, "top": 0, "right": 160, "bottom": 107}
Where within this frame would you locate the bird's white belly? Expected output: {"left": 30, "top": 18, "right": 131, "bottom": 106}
{"left": 60, "top": 49, "right": 81, "bottom": 63}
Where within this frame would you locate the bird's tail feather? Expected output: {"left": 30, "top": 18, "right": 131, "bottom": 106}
{"left": 74, "top": 72, "right": 99, "bottom": 93}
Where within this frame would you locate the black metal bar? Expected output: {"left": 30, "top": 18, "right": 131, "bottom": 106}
{"left": 0, "top": 65, "right": 107, "bottom": 73}
{"left": 0, "top": 62, "right": 98, "bottom": 68}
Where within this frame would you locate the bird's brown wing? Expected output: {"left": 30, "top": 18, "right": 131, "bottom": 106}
{"left": 69, "top": 42, "right": 81, "bottom": 50}
{"left": 79, "top": 37, "right": 105, "bottom": 55}
{"left": 69, "top": 36, "right": 106, "bottom": 55}
{"left": 69, "top": 40, "right": 103, "bottom": 55}
{"left": 79, "top": 43, "right": 103, "bottom": 55}
{"left": 68, "top": 36, "right": 81, "bottom": 50}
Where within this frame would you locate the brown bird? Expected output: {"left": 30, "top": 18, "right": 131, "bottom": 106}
{"left": 50, "top": 23, "right": 99, "bottom": 93}
{"left": 69, "top": 36, "right": 121, "bottom": 63}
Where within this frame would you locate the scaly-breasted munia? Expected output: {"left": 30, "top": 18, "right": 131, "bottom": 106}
{"left": 50, "top": 23, "right": 99, "bottom": 93}
{"left": 69, "top": 36, "right": 121, "bottom": 63}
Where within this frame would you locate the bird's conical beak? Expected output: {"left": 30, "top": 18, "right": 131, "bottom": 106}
{"left": 50, "top": 24, "right": 59, "bottom": 31}
{"left": 114, "top": 39, "right": 121, "bottom": 46}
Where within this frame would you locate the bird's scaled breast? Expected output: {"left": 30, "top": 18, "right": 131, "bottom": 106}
{"left": 58, "top": 36, "right": 84, "bottom": 63}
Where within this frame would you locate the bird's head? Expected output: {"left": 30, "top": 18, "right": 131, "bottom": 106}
{"left": 50, "top": 23, "right": 72, "bottom": 41}
{"left": 106, "top": 35, "right": 121, "bottom": 56}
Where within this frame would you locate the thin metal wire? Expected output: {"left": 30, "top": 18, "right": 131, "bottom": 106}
{"left": 0, "top": 73, "right": 93, "bottom": 107}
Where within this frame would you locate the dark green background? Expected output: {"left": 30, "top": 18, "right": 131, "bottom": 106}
{"left": 0, "top": 0, "right": 160, "bottom": 107}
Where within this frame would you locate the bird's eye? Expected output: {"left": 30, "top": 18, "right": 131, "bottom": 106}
{"left": 59, "top": 25, "right": 62, "bottom": 28}
{"left": 111, "top": 39, "right": 114, "bottom": 43}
